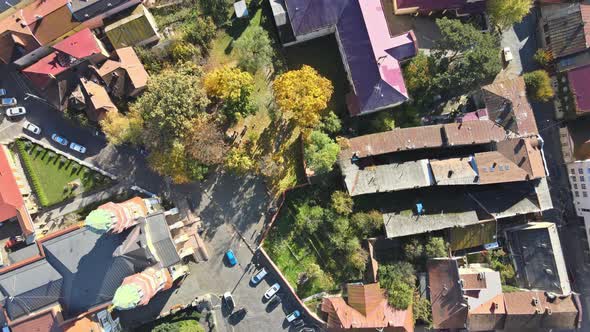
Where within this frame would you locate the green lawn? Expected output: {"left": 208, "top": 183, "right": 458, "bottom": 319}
{"left": 135, "top": 309, "right": 204, "bottom": 332}
{"left": 16, "top": 140, "right": 112, "bottom": 207}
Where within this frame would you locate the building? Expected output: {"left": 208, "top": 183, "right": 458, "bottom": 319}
{"left": 270, "top": 0, "right": 418, "bottom": 116}
{"left": 105, "top": 4, "right": 160, "bottom": 49}
{"left": 0, "top": 0, "right": 35, "bottom": 21}
{"left": 0, "top": 197, "right": 200, "bottom": 331}
{"left": 79, "top": 77, "right": 118, "bottom": 121}
{"left": 98, "top": 47, "right": 150, "bottom": 98}
{"left": 392, "top": 0, "right": 487, "bottom": 16}
{"left": 505, "top": 222, "right": 571, "bottom": 295}
{"left": 320, "top": 283, "right": 414, "bottom": 331}
{"left": 567, "top": 63, "right": 590, "bottom": 115}
{"left": 427, "top": 258, "right": 582, "bottom": 331}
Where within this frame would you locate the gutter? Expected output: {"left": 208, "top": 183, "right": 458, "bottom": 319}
{"left": 537, "top": 134, "right": 550, "bottom": 177}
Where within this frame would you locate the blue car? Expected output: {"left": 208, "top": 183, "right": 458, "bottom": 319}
{"left": 51, "top": 134, "right": 68, "bottom": 146}
{"left": 226, "top": 249, "right": 238, "bottom": 266}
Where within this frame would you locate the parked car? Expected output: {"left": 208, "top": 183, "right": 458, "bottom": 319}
{"left": 223, "top": 292, "right": 235, "bottom": 310}
{"left": 286, "top": 310, "right": 301, "bottom": 323}
{"left": 69, "top": 142, "right": 87, "bottom": 154}
{"left": 228, "top": 307, "right": 247, "bottom": 323}
{"left": 23, "top": 121, "right": 41, "bottom": 135}
{"left": 503, "top": 47, "right": 513, "bottom": 62}
{"left": 5, "top": 106, "right": 26, "bottom": 117}
{"left": 251, "top": 268, "right": 268, "bottom": 285}
{"left": 266, "top": 294, "right": 282, "bottom": 311}
{"left": 292, "top": 319, "right": 305, "bottom": 329}
{"left": 51, "top": 134, "right": 68, "bottom": 146}
{"left": 0, "top": 89, "right": 6, "bottom": 97}
{"left": 1, "top": 98, "right": 17, "bottom": 107}
{"left": 264, "top": 283, "right": 281, "bottom": 300}
{"left": 226, "top": 249, "right": 238, "bottom": 266}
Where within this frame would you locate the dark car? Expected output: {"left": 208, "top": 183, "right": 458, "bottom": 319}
{"left": 266, "top": 294, "right": 282, "bottom": 312}
{"left": 228, "top": 307, "right": 247, "bottom": 324}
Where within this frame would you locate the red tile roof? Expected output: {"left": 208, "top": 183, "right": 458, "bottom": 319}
{"left": 10, "top": 308, "right": 62, "bottom": 332}
{"left": 52, "top": 28, "right": 102, "bottom": 60}
{"left": 321, "top": 283, "right": 414, "bottom": 331}
{"left": 503, "top": 291, "right": 581, "bottom": 330}
{"left": 568, "top": 63, "right": 590, "bottom": 114}
{"left": 21, "top": 0, "right": 69, "bottom": 26}
{"left": 0, "top": 147, "right": 25, "bottom": 223}
{"left": 22, "top": 51, "right": 73, "bottom": 89}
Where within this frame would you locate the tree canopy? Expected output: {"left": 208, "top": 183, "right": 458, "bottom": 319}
{"left": 378, "top": 262, "right": 416, "bottom": 309}
{"left": 524, "top": 70, "right": 554, "bottom": 102}
{"left": 304, "top": 130, "right": 340, "bottom": 174}
{"left": 234, "top": 26, "right": 274, "bottom": 73}
{"left": 203, "top": 65, "right": 256, "bottom": 120}
{"left": 487, "top": 0, "right": 533, "bottom": 30}
{"left": 272, "top": 65, "right": 333, "bottom": 128}
{"left": 200, "top": 0, "right": 232, "bottom": 25}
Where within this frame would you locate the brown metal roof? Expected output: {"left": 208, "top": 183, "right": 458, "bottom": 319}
{"left": 474, "top": 151, "right": 531, "bottom": 184}
{"left": 427, "top": 259, "right": 468, "bottom": 330}
{"left": 544, "top": 5, "right": 590, "bottom": 58}
{"left": 444, "top": 120, "right": 507, "bottom": 146}
{"left": 461, "top": 273, "right": 487, "bottom": 290}
{"left": 503, "top": 291, "right": 581, "bottom": 330}
{"left": 495, "top": 138, "right": 546, "bottom": 180}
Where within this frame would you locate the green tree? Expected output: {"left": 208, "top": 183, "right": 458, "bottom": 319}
{"left": 350, "top": 211, "right": 383, "bottom": 238}
{"left": 487, "top": 0, "right": 533, "bottom": 30}
{"left": 387, "top": 281, "right": 413, "bottom": 310}
{"left": 369, "top": 111, "right": 396, "bottom": 132}
{"left": 404, "top": 53, "right": 435, "bottom": 96}
{"left": 345, "top": 240, "right": 369, "bottom": 279}
{"left": 331, "top": 191, "right": 353, "bottom": 216}
{"left": 178, "top": 320, "right": 205, "bottom": 332}
{"left": 379, "top": 262, "right": 416, "bottom": 290}
{"left": 319, "top": 111, "right": 342, "bottom": 135}
{"left": 200, "top": 0, "right": 232, "bottom": 25}
{"left": 153, "top": 322, "right": 178, "bottom": 332}
{"left": 304, "top": 130, "right": 340, "bottom": 174}
{"left": 524, "top": 70, "right": 554, "bottom": 102}
{"left": 182, "top": 16, "right": 216, "bottom": 49}
{"left": 404, "top": 239, "right": 424, "bottom": 262}
{"left": 303, "top": 263, "right": 334, "bottom": 290}
{"left": 425, "top": 237, "right": 448, "bottom": 258}
{"left": 413, "top": 294, "right": 432, "bottom": 326}
{"left": 169, "top": 39, "right": 201, "bottom": 63}
{"left": 273, "top": 65, "right": 334, "bottom": 128}
{"left": 132, "top": 68, "right": 209, "bottom": 147}
{"left": 225, "top": 147, "right": 256, "bottom": 174}
{"left": 533, "top": 49, "right": 554, "bottom": 68}
{"left": 295, "top": 204, "right": 325, "bottom": 234}
{"left": 432, "top": 18, "right": 501, "bottom": 95}
{"left": 234, "top": 26, "right": 274, "bottom": 73}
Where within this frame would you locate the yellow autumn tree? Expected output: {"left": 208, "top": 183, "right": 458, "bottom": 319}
{"left": 272, "top": 65, "right": 333, "bottom": 128}
{"left": 100, "top": 110, "right": 143, "bottom": 145}
{"left": 203, "top": 65, "right": 256, "bottom": 120}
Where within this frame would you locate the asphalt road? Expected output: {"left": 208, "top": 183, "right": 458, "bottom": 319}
{"left": 0, "top": 65, "right": 317, "bottom": 331}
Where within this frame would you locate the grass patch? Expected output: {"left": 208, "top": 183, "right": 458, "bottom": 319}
{"left": 15, "top": 139, "right": 112, "bottom": 207}
{"left": 135, "top": 309, "right": 203, "bottom": 332}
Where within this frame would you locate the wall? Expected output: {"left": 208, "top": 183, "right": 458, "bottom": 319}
{"left": 567, "top": 160, "right": 590, "bottom": 244}
{"left": 283, "top": 26, "right": 335, "bottom": 47}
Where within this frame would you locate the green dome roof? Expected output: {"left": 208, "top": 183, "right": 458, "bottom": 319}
{"left": 84, "top": 209, "right": 113, "bottom": 232}
{"left": 112, "top": 284, "right": 141, "bottom": 310}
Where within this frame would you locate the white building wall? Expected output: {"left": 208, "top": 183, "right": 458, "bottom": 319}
{"left": 567, "top": 160, "right": 590, "bottom": 242}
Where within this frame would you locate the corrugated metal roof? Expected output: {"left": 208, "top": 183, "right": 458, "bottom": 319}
{"left": 545, "top": 6, "right": 589, "bottom": 58}
{"left": 284, "top": 0, "right": 349, "bottom": 37}
{"left": 145, "top": 213, "right": 180, "bottom": 268}
{"left": 568, "top": 63, "right": 590, "bottom": 113}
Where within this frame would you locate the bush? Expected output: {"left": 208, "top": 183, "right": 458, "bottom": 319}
{"left": 319, "top": 111, "right": 342, "bottom": 135}
{"left": 524, "top": 70, "right": 554, "bottom": 102}
{"left": 16, "top": 140, "right": 49, "bottom": 206}
{"left": 370, "top": 111, "right": 396, "bottom": 133}
{"left": 169, "top": 39, "right": 201, "bottom": 63}
{"left": 225, "top": 147, "right": 255, "bottom": 174}
{"left": 387, "top": 281, "right": 413, "bottom": 310}
{"left": 182, "top": 16, "right": 216, "bottom": 50}
{"left": 331, "top": 191, "right": 353, "bottom": 216}
{"left": 425, "top": 237, "right": 448, "bottom": 258}
{"left": 304, "top": 130, "right": 340, "bottom": 175}
{"left": 534, "top": 49, "right": 554, "bottom": 68}
{"left": 404, "top": 239, "right": 424, "bottom": 262}
{"left": 413, "top": 294, "right": 432, "bottom": 326}
{"left": 234, "top": 26, "right": 274, "bottom": 73}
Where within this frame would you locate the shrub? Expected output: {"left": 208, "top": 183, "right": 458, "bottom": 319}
{"left": 524, "top": 70, "right": 554, "bottom": 102}
{"left": 182, "top": 16, "right": 216, "bottom": 50}
{"left": 387, "top": 281, "right": 413, "bottom": 310}
{"left": 169, "top": 39, "right": 201, "bottom": 63}
{"left": 425, "top": 237, "right": 448, "bottom": 258}
{"left": 225, "top": 147, "right": 255, "bottom": 174}
{"left": 534, "top": 49, "right": 554, "bottom": 68}
{"left": 16, "top": 140, "right": 49, "bottom": 206}
{"left": 331, "top": 191, "right": 353, "bottom": 216}
{"left": 304, "top": 130, "right": 340, "bottom": 174}
{"left": 319, "top": 111, "right": 342, "bottom": 135}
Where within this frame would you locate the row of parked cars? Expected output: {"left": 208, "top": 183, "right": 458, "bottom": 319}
{"left": 224, "top": 250, "right": 303, "bottom": 328}
{"left": 1, "top": 92, "right": 87, "bottom": 154}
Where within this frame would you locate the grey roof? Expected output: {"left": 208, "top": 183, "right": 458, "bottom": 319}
{"left": 0, "top": 0, "right": 24, "bottom": 14}
{"left": 506, "top": 222, "right": 571, "bottom": 294}
{"left": 145, "top": 213, "right": 180, "bottom": 268}
{"left": 42, "top": 227, "right": 150, "bottom": 318}
{"left": 341, "top": 159, "right": 432, "bottom": 196}
{"left": 8, "top": 243, "right": 40, "bottom": 265}
{"left": 0, "top": 259, "right": 63, "bottom": 320}
{"left": 284, "top": 0, "right": 349, "bottom": 37}
{"left": 69, "top": 0, "right": 128, "bottom": 21}
{"left": 381, "top": 181, "right": 546, "bottom": 238}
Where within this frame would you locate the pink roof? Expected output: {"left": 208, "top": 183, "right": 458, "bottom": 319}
{"left": 0, "top": 147, "right": 24, "bottom": 223}
{"left": 568, "top": 64, "right": 590, "bottom": 113}
{"left": 52, "top": 28, "right": 102, "bottom": 59}
{"left": 358, "top": 0, "right": 409, "bottom": 99}
{"left": 22, "top": 51, "right": 72, "bottom": 89}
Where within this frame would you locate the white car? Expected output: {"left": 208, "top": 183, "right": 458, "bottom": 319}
{"left": 264, "top": 283, "right": 281, "bottom": 300}
{"left": 69, "top": 142, "right": 86, "bottom": 154}
{"left": 503, "top": 47, "right": 513, "bottom": 62}
{"left": 5, "top": 106, "right": 26, "bottom": 117}
{"left": 223, "top": 291, "right": 235, "bottom": 310}
{"left": 23, "top": 121, "right": 41, "bottom": 135}
{"left": 251, "top": 268, "right": 268, "bottom": 285}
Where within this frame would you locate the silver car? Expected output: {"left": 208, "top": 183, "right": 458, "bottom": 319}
{"left": 264, "top": 283, "right": 281, "bottom": 300}
{"left": 69, "top": 142, "right": 86, "bottom": 154}
{"left": 5, "top": 106, "right": 25, "bottom": 117}
{"left": 23, "top": 121, "right": 41, "bottom": 135}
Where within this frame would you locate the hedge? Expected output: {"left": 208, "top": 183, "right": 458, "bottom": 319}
{"left": 16, "top": 139, "right": 49, "bottom": 206}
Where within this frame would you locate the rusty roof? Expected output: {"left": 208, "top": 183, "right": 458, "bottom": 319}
{"left": 427, "top": 258, "right": 468, "bottom": 330}
{"left": 474, "top": 151, "right": 531, "bottom": 184}
{"left": 321, "top": 283, "right": 414, "bottom": 331}
{"left": 444, "top": 120, "right": 507, "bottom": 146}
{"left": 0, "top": 12, "right": 41, "bottom": 64}
{"left": 98, "top": 47, "right": 149, "bottom": 92}
{"left": 496, "top": 137, "right": 546, "bottom": 179}
{"left": 462, "top": 273, "right": 487, "bottom": 290}
{"left": 503, "top": 291, "right": 581, "bottom": 330}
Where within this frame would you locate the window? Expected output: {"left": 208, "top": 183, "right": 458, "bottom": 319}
{"left": 575, "top": 191, "right": 580, "bottom": 197}
{"left": 581, "top": 176, "right": 585, "bottom": 182}
{"left": 574, "top": 184, "right": 578, "bottom": 189}
{"left": 583, "top": 192, "right": 588, "bottom": 198}
{"left": 572, "top": 176, "right": 577, "bottom": 182}
{"left": 571, "top": 168, "right": 576, "bottom": 174}
{"left": 579, "top": 168, "right": 584, "bottom": 174}
{"left": 587, "top": 168, "right": 590, "bottom": 174}
{"left": 583, "top": 208, "right": 590, "bottom": 212}
{"left": 583, "top": 184, "right": 587, "bottom": 190}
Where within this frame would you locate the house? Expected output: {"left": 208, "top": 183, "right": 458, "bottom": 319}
{"left": 567, "top": 63, "right": 590, "bottom": 115}
{"left": 427, "top": 258, "right": 582, "bottom": 331}
{"left": 98, "top": 47, "right": 150, "bottom": 98}
{"left": 320, "top": 283, "right": 414, "bottom": 331}
{"left": 105, "top": 4, "right": 160, "bottom": 49}
{"left": 538, "top": 2, "right": 590, "bottom": 71}
{"left": 80, "top": 78, "right": 118, "bottom": 121}
{"left": 505, "top": 222, "right": 571, "bottom": 295}
{"left": 270, "top": 0, "right": 418, "bottom": 116}
{"left": 392, "top": 0, "right": 487, "bottom": 16}
{"left": 0, "top": 197, "right": 197, "bottom": 332}
{"left": 0, "top": 146, "right": 35, "bottom": 242}
{"left": 68, "top": 0, "right": 141, "bottom": 24}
